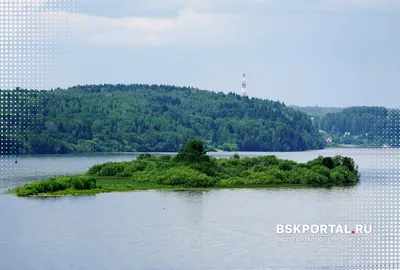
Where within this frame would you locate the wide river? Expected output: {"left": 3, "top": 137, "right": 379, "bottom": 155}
{"left": 0, "top": 149, "right": 399, "bottom": 269}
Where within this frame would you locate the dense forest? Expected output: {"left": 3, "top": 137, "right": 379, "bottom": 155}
{"left": 1, "top": 84, "right": 325, "bottom": 154}
{"left": 315, "top": 106, "right": 399, "bottom": 147}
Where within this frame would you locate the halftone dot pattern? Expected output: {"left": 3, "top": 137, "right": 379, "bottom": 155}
{"left": 326, "top": 108, "right": 400, "bottom": 269}
{"left": 0, "top": 0, "right": 83, "bottom": 191}
{"left": 0, "top": 0, "right": 83, "bottom": 90}
{"left": 369, "top": 108, "right": 400, "bottom": 269}
{"left": 0, "top": 89, "right": 40, "bottom": 191}
{"left": 323, "top": 148, "right": 375, "bottom": 269}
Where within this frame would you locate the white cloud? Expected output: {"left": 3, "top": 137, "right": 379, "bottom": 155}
{"left": 13, "top": 0, "right": 399, "bottom": 48}
{"left": 60, "top": 9, "right": 241, "bottom": 46}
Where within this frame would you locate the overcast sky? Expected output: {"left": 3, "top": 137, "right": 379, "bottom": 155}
{"left": 19, "top": 0, "right": 400, "bottom": 107}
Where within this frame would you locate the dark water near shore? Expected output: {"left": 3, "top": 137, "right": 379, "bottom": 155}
{"left": 0, "top": 149, "right": 398, "bottom": 269}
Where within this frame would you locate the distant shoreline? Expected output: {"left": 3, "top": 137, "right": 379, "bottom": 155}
{"left": 6, "top": 146, "right": 395, "bottom": 158}
{"left": 327, "top": 144, "right": 391, "bottom": 149}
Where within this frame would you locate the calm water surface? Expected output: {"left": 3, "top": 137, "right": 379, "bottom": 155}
{"left": 0, "top": 149, "right": 398, "bottom": 269}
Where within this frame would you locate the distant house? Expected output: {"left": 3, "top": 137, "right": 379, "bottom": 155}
{"left": 326, "top": 137, "right": 333, "bottom": 144}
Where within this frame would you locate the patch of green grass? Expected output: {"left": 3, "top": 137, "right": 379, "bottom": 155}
{"left": 11, "top": 178, "right": 328, "bottom": 197}
{"left": 10, "top": 178, "right": 178, "bottom": 196}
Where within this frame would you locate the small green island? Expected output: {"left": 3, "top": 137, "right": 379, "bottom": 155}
{"left": 10, "top": 140, "right": 360, "bottom": 197}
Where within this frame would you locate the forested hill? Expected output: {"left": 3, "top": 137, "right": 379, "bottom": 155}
{"left": 316, "top": 106, "right": 400, "bottom": 147}
{"left": 3, "top": 84, "right": 325, "bottom": 154}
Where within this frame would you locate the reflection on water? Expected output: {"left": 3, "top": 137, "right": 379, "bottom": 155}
{"left": 0, "top": 149, "right": 398, "bottom": 269}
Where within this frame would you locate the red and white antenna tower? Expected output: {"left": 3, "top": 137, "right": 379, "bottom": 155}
{"left": 241, "top": 73, "right": 247, "bottom": 97}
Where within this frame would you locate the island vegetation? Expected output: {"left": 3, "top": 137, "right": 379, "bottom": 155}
{"left": 10, "top": 140, "right": 360, "bottom": 196}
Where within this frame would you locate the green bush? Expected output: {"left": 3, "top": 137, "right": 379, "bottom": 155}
{"left": 190, "top": 157, "right": 218, "bottom": 176}
{"left": 307, "top": 155, "right": 324, "bottom": 166}
{"left": 332, "top": 155, "right": 343, "bottom": 167}
{"left": 330, "top": 168, "right": 346, "bottom": 186}
{"left": 152, "top": 166, "right": 216, "bottom": 187}
{"left": 15, "top": 175, "right": 97, "bottom": 196}
{"left": 341, "top": 157, "right": 356, "bottom": 171}
{"left": 260, "top": 155, "right": 280, "bottom": 166}
{"left": 330, "top": 166, "right": 359, "bottom": 186}
{"left": 69, "top": 175, "right": 97, "bottom": 190}
{"left": 97, "top": 162, "right": 125, "bottom": 176}
{"left": 87, "top": 164, "right": 104, "bottom": 175}
{"left": 159, "top": 155, "right": 171, "bottom": 162}
{"left": 218, "top": 177, "right": 246, "bottom": 186}
{"left": 246, "top": 172, "right": 282, "bottom": 184}
{"left": 88, "top": 162, "right": 127, "bottom": 176}
{"left": 278, "top": 160, "right": 294, "bottom": 171}
{"left": 15, "top": 186, "right": 39, "bottom": 196}
{"left": 267, "top": 167, "right": 286, "bottom": 181}
{"left": 119, "top": 161, "right": 148, "bottom": 177}
{"left": 322, "top": 157, "right": 334, "bottom": 169}
{"left": 285, "top": 168, "right": 308, "bottom": 184}
{"left": 311, "top": 165, "right": 331, "bottom": 179}
{"left": 301, "top": 171, "right": 330, "bottom": 186}
{"left": 175, "top": 140, "right": 206, "bottom": 163}
{"left": 137, "top": 153, "right": 153, "bottom": 160}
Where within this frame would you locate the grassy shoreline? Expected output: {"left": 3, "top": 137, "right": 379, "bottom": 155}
{"left": 8, "top": 178, "right": 320, "bottom": 197}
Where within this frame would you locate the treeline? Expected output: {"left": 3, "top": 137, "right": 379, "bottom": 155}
{"left": 290, "top": 106, "right": 343, "bottom": 118}
{"left": 1, "top": 84, "right": 325, "bottom": 154}
{"left": 316, "top": 106, "right": 399, "bottom": 147}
